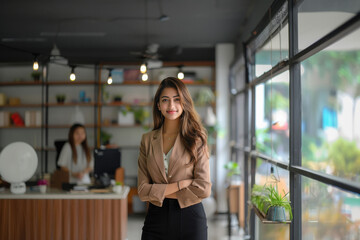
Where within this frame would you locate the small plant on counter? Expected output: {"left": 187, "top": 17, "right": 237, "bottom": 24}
{"left": 37, "top": 179, "right": 48, "bottom": 186}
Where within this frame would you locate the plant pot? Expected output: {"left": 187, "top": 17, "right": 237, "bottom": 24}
{"left": 266, "top": 206, "right": 286, "bottom": 221}
{"left": 112, "top": 185, "right": 123, "bottom": 194}
{"left": 32, "top": 76, "right": 40, "bottom": 82}
{"left": 39, "top": 185, "right": 47, "bottom": 193}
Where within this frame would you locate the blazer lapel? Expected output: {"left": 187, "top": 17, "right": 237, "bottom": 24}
{"left": 151, "top": 127, "right": 168, "bottom": 182}
{"left": 168, "top": 134, "right": 185, "bottom": 175}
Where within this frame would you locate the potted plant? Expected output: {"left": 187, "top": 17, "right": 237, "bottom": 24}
{"left": 264, "top": 185, "right": 292, "bottom": 221}
{"left": 112, "top": 181, "right": 123, "bottom": 194}
{"left": 224, "top": 161, "right": 241, "bottom": 185}
{"left": 31, "top": 71, "right": 41, "bottom": 82}
{"left": 100, "top": 130, "right": 112, "bottom": 145}
{"left": 133, "top": 107, "right": 149, "bottom": 125}
{"left": 113, "top": 94, "right": 123, "bottom": 102}
{"left": 251, "top": 184, "right": 292, "bottom": 222}
{"left": 37, "top": 179, "right": 48, "bottom": 193}
{"left": 56, "top": 94, "right": 66, "bottom": 104}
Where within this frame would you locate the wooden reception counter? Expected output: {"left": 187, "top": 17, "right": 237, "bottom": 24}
{"left": 0, "top": 186, "right": 130, "bottom": 240}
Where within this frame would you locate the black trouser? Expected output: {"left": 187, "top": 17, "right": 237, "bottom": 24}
{"left": 142, "top": 198, "right": 208, "bottom": 240}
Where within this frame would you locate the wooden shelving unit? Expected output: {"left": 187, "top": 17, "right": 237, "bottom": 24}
{"left": 0, "top": 61, "right": 215, "bottom": 173}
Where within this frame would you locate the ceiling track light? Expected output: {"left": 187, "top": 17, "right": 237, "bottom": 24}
{"left": 70, "top": 66, "right": 76, "bottom": 81}
{"left": 33, "top": 54, "right": 39, "bottom": 71}
{"left": 107, "top": 68, "right": 113, "bottom": 85}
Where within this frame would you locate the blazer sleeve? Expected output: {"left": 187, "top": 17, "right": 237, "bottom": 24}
{"left": 177, "top": 146, "right": 212, "bottom": 208}
{"left": 137, "top": 134, "right": 167, "bottom": 206}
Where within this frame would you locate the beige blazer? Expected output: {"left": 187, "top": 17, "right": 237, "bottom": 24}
{"left": 137, "top": 126, "right": 211, "bottom": 208}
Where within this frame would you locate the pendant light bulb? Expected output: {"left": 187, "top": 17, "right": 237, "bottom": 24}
{"left": 33, "top": 61, "right": 39, "bottom": 71}
{"left": 142, "top": 73, "right": 148, "bottom": 81}
{"left": 107, "top": 76, "right": 113, "bottom": 84}
{"left": 177, "top": 71, "right": 184, "bottom": 80}
{"left": 140, "top": 63, "right": 147, "bottom": 74}
{"left": 70, "top": 66, "right": 76, "bottom": 81}
{"left": 107, "top": 70, "right": 113, "bottom": 84}
{"left": 33, "top": 54, "right": 39, "bottom": 70}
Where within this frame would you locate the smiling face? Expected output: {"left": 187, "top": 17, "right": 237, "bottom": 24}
{"left": 157, "top": 87, "right": 184, "bottom": 121}
{"left": 73, "top": 127, "right": 86, "bottom": 145}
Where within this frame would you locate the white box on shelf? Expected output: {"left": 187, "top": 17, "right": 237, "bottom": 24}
{"left": 118, "top": 111, "right": 135, "bottom": 125}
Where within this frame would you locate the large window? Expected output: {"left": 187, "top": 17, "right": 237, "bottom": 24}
{"left": 301, "top": 27, "right": 360, "bottom": 182}
{"left": 231, "top": 0, "right": 360, "bottom": 239}
{"left": 302, "top": 176, "right": 360, "bottom": 240}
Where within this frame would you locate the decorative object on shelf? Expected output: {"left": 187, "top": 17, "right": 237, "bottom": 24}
{"left": 0, "top": 93, "right": 6, "bottom": 106}
{"left": 0, "top": 111, "right": 11, "bottom": 127}
{"left": 118, "top": 107, "right": 135, "bottom": 125}
{"left": 79, "top": 90, "right": 86, "bottom": 102}
{"left": 10, "top": 112, "right": 24, "bottom": 126}
{"left": 70, "top": 106, "right": 85, "bottom": 124}
{"left": 8, "top": 97, "right": 21, "bottom": 105}
{"left": 100, "top": 130, "right": 112, "bottom": 145}
{"left": 111, "top": 69, "right": 124, "bottom": 83}
{"left": 56, "top": 94, "right": 66, "bottom": 104}
{"left": 205, "top": 106, "right": 216, "bottom": 126}
{"left": 113, "top": 94, "right": 123, "bottom": 102}
{"left": 195, "top": 87, "right": 215, "bottom": 106}
{"left": 133, "top": 107, "right": 150, "bottom": 125}
{"left": 37, "top": 179, "right": 48, "bottom": 193}
{"left": 31, "top": 71, "right": 41, "bottom": 82}
{"left": 101, "top": 85, "right": 111, "bottom": 103}
{"left": 124, "top": 69, "right": 140, "bottom": 82}
{"left": 25, "top": 110, "right": 41, "bottom": 127}
{"left": 0, "top": 142, "right": 38, "bottom": 194}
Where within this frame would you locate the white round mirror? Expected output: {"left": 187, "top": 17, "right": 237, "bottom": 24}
{"left": 0, "top": 142, "right": 38, "bottom": 194}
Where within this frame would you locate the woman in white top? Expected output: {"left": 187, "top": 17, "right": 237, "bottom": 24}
{"left": 58, "top": 123, "right": 94, "bottom": 184}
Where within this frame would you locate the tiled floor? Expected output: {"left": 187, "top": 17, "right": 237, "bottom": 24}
{"left": 127, "top": 213, "right": 246, "bottom": 240}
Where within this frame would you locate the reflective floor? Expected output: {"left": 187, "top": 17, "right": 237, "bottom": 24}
{"left": 127, "top": 213, "right": 245, "bottom": 240}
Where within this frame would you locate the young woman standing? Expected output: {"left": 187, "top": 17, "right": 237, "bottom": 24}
{"left": 138, "top": 77, "right": 211, "bottom": 240}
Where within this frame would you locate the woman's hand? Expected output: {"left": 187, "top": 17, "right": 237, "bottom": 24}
{"left": 72, "top": 171, "right": 84, "bottom": 180}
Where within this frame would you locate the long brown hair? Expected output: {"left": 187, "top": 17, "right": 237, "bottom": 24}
{"left": 68, "top": 123, "right": 91, "bottom": 164}
{"left": 153, "top": 77, "right": 208, "bottom": 164}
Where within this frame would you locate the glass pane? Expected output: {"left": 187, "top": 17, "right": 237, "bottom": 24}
{"left": 255, "top": 23, "right": 289, "bottom": 77}
{"left": 236, "top": 93, "right": 246, "bottom": 147}
{"left": 302, "top": 176, "right": 360, "bottom": 240}
{"left": 256, "top": 218, "right": 289, "bottom": 240}
{"left": 254, "top": 162, "right": 290, "bottom": 239}
{"left": 301, "top": 27, "right": 360, "bottom": 182}
{"left": 255, "top": 71, "right": 289, "bottom": 162}
{"left": 298, "top": 0, "right": 360, "bottom": 51}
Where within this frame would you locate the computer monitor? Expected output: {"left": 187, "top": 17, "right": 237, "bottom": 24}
{"left": 94, "top": 148, "right": 121, "bottom": 181}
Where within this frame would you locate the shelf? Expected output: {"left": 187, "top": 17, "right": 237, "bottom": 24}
{"left": 46, "top": 124, "right": 96, "bottom": 128}
{"left": 0, "top": 125, "right": 42, "bottom": 129}
{"left": 249, "top": 203, "right": 291, "bottom": 224}
{"left": 101, "top": 81, "right": 214, "bottom": 87}
{"left": 0, "top": 104, "right": 42, "bottom": 108}
{"left": 0, "top": 81, "right": 42, "bottom": 86}
{"left": 100, "top": 123, "right": 150, "bottom": 128}
{"left": 46, "top": 102, "right": 96, "bottom": 107}
{"left": 101, "top": 102, "right": 152, "bottom": 107}
{"left": 47, "top": 81, "right": 96, "bottom": 85}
